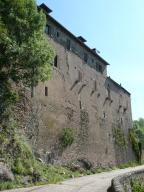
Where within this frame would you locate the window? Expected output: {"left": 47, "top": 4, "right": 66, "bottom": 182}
{"left": 84, "top": 53, "right": 88, "bottom": 63}
{"left": 91, "top": 58, "right": 94, "bottom": 63}
{"left": 45, "top": 25, "right": 51, "bottom": 35}
{"left": 56, "top": 31, "right": 60, "bottom": 38}
{"left": 78, "top": 70, "right": 82, "bottom": 81}
{"left": 103, "top": 112, "right": 106, "bottom": 118}
{"left": 45, "top": 87, "right": 48, "bottom": 96}
{"left": 94, "top": 80, "right": 97, "bottom": 91}
{"left": 54, "top": 55, "right": 58, "bottom": 67}
{"left": 66, "top": 39, "right": 71, "bottom": 50}
{"left": 79, "top": 100, "right": 82, "bottom": 109}
{"left": 107, "top": 84, "right": 111, "bottom": 98}
{"left": 96, "top": 63, "right": 103, "bottom": 73}
{"left": 31, "top": 86, "right": 34, "bottom": 97}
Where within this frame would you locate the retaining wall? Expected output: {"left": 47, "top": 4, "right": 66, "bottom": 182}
{"left": 110, "top": 168, "right": 144, "bottom": 192}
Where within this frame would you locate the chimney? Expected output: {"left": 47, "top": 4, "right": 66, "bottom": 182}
{"left": 39, "top": 3, "right": 52, "bottom": 14}
{"left": 77, "top": 36, "right": 87, "bottom": 43}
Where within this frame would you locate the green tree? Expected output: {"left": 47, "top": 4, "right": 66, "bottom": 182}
{"left": 130, "top": 118, "right": 144, "bottom": 162}
{"left": 0, "top": 0, "right": 54, "bottom": 115}
{"left": 0, "top": 1, "right": 55, "bottom": 185}
{"left": 133, "top": 118, "right": 144, "bottom": 147}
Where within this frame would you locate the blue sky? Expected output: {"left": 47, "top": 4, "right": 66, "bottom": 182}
{"left": 37, "top": 0, "right": 144, "bottom": 120}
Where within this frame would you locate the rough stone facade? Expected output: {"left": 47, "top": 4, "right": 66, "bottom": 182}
{"left": 27, "top": 4, "right": 135, "bottom": 167}
{"left": 110, "top": 168, "right": 144, "bottom": 192}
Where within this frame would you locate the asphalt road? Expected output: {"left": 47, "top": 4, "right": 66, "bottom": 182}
{"left": 3, "top": 165, "right": 144, "bottom": 192}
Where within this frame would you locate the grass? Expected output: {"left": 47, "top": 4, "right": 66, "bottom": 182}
{"left": 131, "top": 180, "right": 144, "bottom": 192}
{"left": 117, "top": 161, "right": 139, "bottom": 169}
{"left": 0, "top": 159, "right": 142, "bottom": 191}
{"left": 0, "top": 163, "right": 83, "bottom": 191}
{"left": 0, "top": 117, "right": 142, "bottom": 191}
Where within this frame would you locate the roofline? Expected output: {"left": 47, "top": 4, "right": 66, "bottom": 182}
{"left": 48, "top": 15, "right": 110, "bottom": 66}
{"left": 39, "top": 4, "right": 110, "bottom": 66}
{"left": 107, "top": 77, "right": 131, "bottom": 96}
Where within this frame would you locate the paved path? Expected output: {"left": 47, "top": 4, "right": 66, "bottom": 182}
{"left": 3, "top": 165, "right": 144, "bottom": 192}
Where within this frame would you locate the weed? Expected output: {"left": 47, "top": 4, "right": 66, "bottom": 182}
{"left": 112, "top": 127, "right": 127, "bottom": 148}
{"left": 60, "top": 128, "right": 74, "bottom": 148}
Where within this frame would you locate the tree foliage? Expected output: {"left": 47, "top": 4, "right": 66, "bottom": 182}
{"left": 129, "top": 118, "right": 144, "bottom": 161}
{"left": 0, "top": 0, "right": 54, "bottom": 114}
{"left": 133, "top": 118, "right": 144, "bottom": 147}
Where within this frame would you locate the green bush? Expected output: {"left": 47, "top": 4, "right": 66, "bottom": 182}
{"left": 60, "top": 128, "right": 74, "bottom": 148}
{"left": 131, "top": 180, "right": 144, "bottom": 192}
{"left": 129, "top": 129, "right": 140, "bottom": 161}
{"left": 112, "top": 128, "right": 127, "bottom": 148}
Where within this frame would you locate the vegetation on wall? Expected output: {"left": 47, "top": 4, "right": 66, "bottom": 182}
{"left": 0, "top": 0, "right": 54, "bottom": 115}
{"left": 129, "top": 118, "right": 144, "bottom": 162}
{"left": 129, "top": 129, "right": 140, "bottom": 161}
{"left": 112, "top": 127, "right": 127, "bottom": 148}
{"left": 0, "top": 0, "right": 55, "bottom": 190}
{"left": 133, "top": 118, "right": 144, "bottom": 147}
{"left": 60, "top": 128, "right": 74, "bottom": 148}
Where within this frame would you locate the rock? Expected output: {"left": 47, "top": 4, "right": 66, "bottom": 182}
{"left": 22, "top": 176, "right": 32, "bottom": 185}
{"left": 32, "top": 170, "right": 43, "bottom": 182}
{"left": 69, "top": 159, "right": 92, "bottom": 172}
{"left": 0, "top": 162, "right": 14, "bottom": 181}
{"left": 36, "top": 158, "right": 44, "bottom": 164}
{"left": 78, "top": 158, "right": 93, "bottom": 170}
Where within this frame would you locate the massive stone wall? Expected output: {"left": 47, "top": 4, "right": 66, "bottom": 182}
{"left": 26, "top": 35, "right": 135, "bottom": 167}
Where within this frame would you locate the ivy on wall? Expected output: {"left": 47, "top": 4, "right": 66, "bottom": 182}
{"left": 112, "top": 127, "right": 127, "bottom": 148}
{"left": 129, "top": 129, "right": 140, "bottom": 161}
{"left": 60, "top": 128, "right": 74, "bottom": 148}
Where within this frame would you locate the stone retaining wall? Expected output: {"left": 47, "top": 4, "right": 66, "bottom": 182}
{"left": 109, "top": 168, "right": 144, "bottom": 192}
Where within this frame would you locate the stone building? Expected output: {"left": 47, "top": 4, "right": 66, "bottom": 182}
{"left": 29, "top": 3, "right": 135, "bottom": 167}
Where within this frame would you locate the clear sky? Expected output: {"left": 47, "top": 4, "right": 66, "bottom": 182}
{"left": 37, "top": 0, "right": 144, "bottom": 120}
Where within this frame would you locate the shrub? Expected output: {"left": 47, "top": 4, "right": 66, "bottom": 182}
{"left": 60, "top": 128, "right": 74, "bottom": 148}
{"left": 131, "top": 180, "right": 144, "bottom": 192}
{"left": 112, "top": 127, "right": 127, "bottom": 148}
{"left": 129, "top": 129, "right": 140, "bottom": 161}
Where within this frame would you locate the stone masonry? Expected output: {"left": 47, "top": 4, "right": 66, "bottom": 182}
{"left": 27, "top": 3, "right": 135, "bottom": 167}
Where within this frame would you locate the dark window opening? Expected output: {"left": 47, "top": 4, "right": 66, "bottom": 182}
{"left": 56, "top": 31, "right": 60, "bottom": 38}
{"left": 54, "top": 55, "right": 58, "bottom": 67}
{"left": 121, "top": 118, "right": 123, "bottom": 125}
{"left": 107, "top": 84, "right": 111, "bottom": 98}
{"left": 45, "top": 87, "right": 48, "bottom": 96}
{"left": 84, "top": 53, "right": 88, "bottom": 63}
{"left": 78, "top": 70, "right": 82, "bottom": 81}
{"left": 103, "top": 112, "right": 106, "bottom": 118}
{"left": 79, "top": 101, "right": 82, "bottom": 109}
{"left": 31, "top": 86, "right": 34, "bottom": 97}
{"left": 66, "top": 39, "right": 71, "bottom": 50}
{"left": 45, "top": 25, "right": 51, "bottom": 35}
{"left": 94, "top": 80, "right": 97, "bottom": 91}
{"left": 96, "top": 63, "right": 103, "bottom": 73}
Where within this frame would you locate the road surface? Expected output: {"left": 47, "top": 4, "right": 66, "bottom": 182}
{"left": 3, "top": 165, "right": 144, "bottom": 192}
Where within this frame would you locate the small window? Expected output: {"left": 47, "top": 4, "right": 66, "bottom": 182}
{"left": 94, "top": 80, "right": 97, "bottom": 91}
{"left": 79, "top": 101, "right": 82, "bottom": 109}
{"left": 78, "top": 70, "right": 82, "bottom": 81}
{"left": 45, "top": 25, "right": 51, "bottom": 35}
{"left": 107, "top": 84, "right": 111, "bottom": 98}
{"left": 31, "top": 86, "right": 34, "bottom": 97}
{"left": 45, "top": 87, "right": 48, "bottom": 96}
{"left": 84, "top": 53, "right": 88, "bottom": 63}
{"left": 96, "top": 63, "right": 103, "bottom": 73}
{"left": 54, "top": 55, "right": 58, "bottom": 67}
{"left": 66, "top": 39, "right": 71, "bottom": 50}
{"left": 91, "top": 58, "right": 94, "bottom": 63}
{"left": 103, "top": 112, "right": 106, "bottom": 118}
{"left": 56, "top": 31, "right": 60, "bottom": 38}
